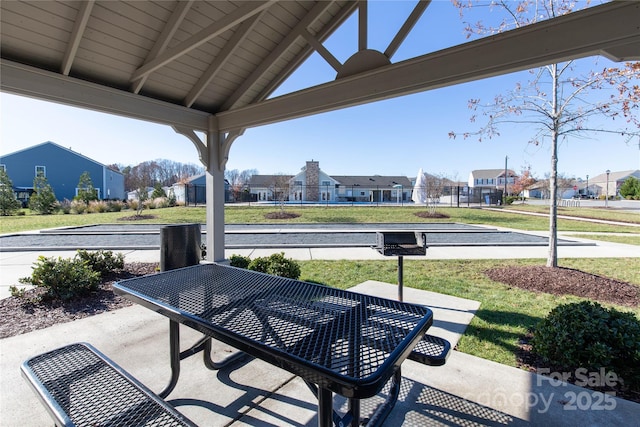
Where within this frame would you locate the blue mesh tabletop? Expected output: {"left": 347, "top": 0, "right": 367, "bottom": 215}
{"left": 114, "top": 263, "right": 432, "bottom": 398}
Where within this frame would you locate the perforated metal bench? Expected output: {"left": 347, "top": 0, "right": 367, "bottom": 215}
{"left": 408, "top": 334, "right": 451, "bottom": 366}
{"left": 21, "top": 342, "right": 197, "bottom": 427}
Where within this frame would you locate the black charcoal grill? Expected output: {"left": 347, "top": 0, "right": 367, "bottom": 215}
{"left": 375, "top": 231, "right": 428, "bottom": 301}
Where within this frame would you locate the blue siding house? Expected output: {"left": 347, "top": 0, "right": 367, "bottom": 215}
{"left": 0, "top": 141, "right": 125, "bottom": 202}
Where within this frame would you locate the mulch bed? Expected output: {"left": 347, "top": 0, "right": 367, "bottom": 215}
{"left": 117, "top": 214, "right": 157, "bottom": 221}
{"left": 414, "top": 211, "right": 450, "bottom": 219}
{"left": 264, "top": 211, "right": 301, "bottom": 219}
{"left": 485, "top": 265, "right": 639, "bottom": 307}
{"left": 0, "top": 262, "right": 158, "bottom": 339}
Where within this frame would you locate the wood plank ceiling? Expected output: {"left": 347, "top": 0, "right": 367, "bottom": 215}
{"left": 2, "top": 1, "right": 639, "bottom": 139}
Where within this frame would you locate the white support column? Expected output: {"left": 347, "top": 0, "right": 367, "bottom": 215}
{"left": 205, "top": 116, "right": 226, "bottom": 262}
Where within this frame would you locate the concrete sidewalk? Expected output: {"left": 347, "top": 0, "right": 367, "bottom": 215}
{"left": 2, "top": 280, "right": 638, "bottom": 426}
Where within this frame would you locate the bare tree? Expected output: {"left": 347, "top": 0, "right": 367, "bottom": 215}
{"left": 225, "top": 168, "right": 257, "bottom": 202}
{"left": 450, "top": 0, "right": 640, "bottom": 267}
{"left": 424, "top": 173, "right": 448, "bottom": 214}
{"left": 270, "top": 174, "right": 291, "bottom": 211}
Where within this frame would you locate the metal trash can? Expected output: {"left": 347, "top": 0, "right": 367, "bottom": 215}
{"left": 160, "top": 224, "right": 201, "bottom": 271}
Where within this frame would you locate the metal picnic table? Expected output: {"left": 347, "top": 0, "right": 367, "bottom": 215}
{"left": 113, "top": 263, "right": 435, "bottom": 427}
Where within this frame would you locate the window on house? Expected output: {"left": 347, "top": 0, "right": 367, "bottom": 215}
{"left": 0, "top": 164, "right": 5, "bottom": 173}
{"left": 294, "top": 180, "right": 302, "bottom": 186}
{"left": 35, "top": 166, "right": 46, "bottom": 177}
{"left": 321, "top": 181, "right": 331, "bottom": 186}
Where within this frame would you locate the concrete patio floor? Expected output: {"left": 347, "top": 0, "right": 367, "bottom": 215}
{"left": 2, "top": 279, "right": 638, "bottom": 426}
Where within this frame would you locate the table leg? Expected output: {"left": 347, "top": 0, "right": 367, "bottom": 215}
{"left": 159, "top": 319, "right": 181, "bottom": 398}
{"left": 318, "top": 387, "right": 333, "bottom": 427}
{"left": 202, "top": 336, "right": 247, "bottom": 370}
{"left": 397, "top": 255, "right": 404, "bottom": 302}
{"left": 366, "top": 368, "right": 402, "bottom": 426}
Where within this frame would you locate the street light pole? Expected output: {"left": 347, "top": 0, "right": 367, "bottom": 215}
{"left": 605, "top": 169, "right": 610, "bottom": 208}
{"left": 586, "top": 174, "right": 589, "bottom": 198}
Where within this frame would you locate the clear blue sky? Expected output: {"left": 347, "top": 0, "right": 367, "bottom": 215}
{"left": 2, "top": 1, "right": 638, "bottom": 182}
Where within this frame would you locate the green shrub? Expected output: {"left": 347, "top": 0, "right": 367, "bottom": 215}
{"left": 106, "top": 200, "right": 124, "bottom": 212}
{"left": 504, "top": 196, "right": 518, "bottom": 205}
{"left": 229, "top": 254, "right": 251, "bottom": 269}
{"left": 19, "top": 256, "right": 100, "bottom": 300}
{"left": 532, "top": 301, "right": 640, "bottom": 390}
{"left": 248, "top": 252, "right": 301, "bottom": 279}
{"left": 76, "top": 249, "right": 124, "bottom": 277}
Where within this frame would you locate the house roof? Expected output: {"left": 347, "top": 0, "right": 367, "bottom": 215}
{"left": 2, "top": 1, "right": 638, "bottom": 162}
{"left": 249, "top": 175, "right": 294, "bottom": 187}
{"left": 331, "top": 176, "right": 412, "bottom": 188}
{"left": 249, "top": 173, "right": 412, "bottom": 188}
{"left": 470, "top": 169, "right": 516, "bottom": 179}
{"left": 587, "top": 170, "right": 640, "bottom": 183}
{"left": 0, "top": 141, "right": 122, "bottom": 175}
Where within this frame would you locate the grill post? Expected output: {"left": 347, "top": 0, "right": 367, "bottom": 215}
{"left": 375, "top": 231, "right": 427, "bottom": 301}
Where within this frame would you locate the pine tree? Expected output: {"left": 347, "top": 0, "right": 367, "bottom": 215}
{"left": 0, "top": 169, "right": 22, "bottom": 215}
{"left": 75, "top": 171, "right": 98, "bottom": 204}
{"left": 29, "top": 175, "right": 58, "bottom": 214}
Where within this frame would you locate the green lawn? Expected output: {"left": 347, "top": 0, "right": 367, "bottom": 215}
{"left": 296, "top": 258, "right": 640, "bottom": 367}
{"left": 569, "top": 234, "right": 640, "bottom": 246}
{"left": 504, "top": 203, "right": 640, "bottom": 224}
{"left": 3, "top": 204, "right": 638, "bottom": 234}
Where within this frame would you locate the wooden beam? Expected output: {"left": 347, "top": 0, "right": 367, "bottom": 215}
{"left": 216, "top": 1, "right": 640, "bottom": 132}
{"left": 1, "top": 60, "right": 210, "bottom": 130}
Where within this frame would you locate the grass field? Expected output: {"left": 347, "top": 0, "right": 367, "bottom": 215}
{"left": 295, "top": 258, "right": 640, "bottom": 366}
{"left": 3, "top": 204, "right": 639, "bottom": 369}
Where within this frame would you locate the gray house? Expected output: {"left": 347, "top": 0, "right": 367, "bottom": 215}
{"left": 0, "top": 141, "right": 125, "bottom": 202}
{"left": 249, "top": 161, "right": 413, "bottom": 203}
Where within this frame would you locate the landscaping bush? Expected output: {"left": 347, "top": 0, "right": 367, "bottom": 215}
{"left": 248, "top": 252, "right": 301, "bottom": 279}
{"left": 229, "top": 254, "right": 251, "bottom": 269}
{"left": 87, "top": 200, "right": 108, "bottom": 213}
{"left": 128, "top": 199, "right": 139, "bottom": 211}
{"left": 153, "top": 197, "right": 170, "bottom": 209}
{"left": 59, "top": 199, "right": 72, "bottom": 214}
{"left": 71, "top": 200, "right": 87, "bottom": 214}
{"left": 532, "top": 301, "right": 640, "bottom": 390}
{"left": 106, "top": 200, "right": 124, "bottom": 212}
{"left": 76, "top": 249, "right": 124, "bottom": 277}
{"left": 19, "top": 256, "right": 101, "bottom": 301}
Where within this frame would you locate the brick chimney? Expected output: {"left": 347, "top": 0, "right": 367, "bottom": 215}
{"left": 305, "top": 160, "right": 320, "bottom": 201}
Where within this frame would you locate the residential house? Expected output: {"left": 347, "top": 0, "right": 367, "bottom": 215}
{"left": 588, "top": 170, "right": 640, "bottom": 198}
{"left": 0, "top": 141, "right": 124, "bottom": 203}
{"left": 248, "top": 161, "right": 413, "bottom": 203}
{"left": 468, "top": 169, "right": 517, "bottom": 191}
{"left": 168, "top": 174, "right": 231, "bottom": 204}
{"left": 467, "top": 169, "right": 517, "bottom": 203}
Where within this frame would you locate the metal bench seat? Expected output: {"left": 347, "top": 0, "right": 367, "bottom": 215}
{"left": 408, "top": 334, "right": 451, "bottom": 366}
{"left": 21, "top": 342, "right": 196, "bottom": 427}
